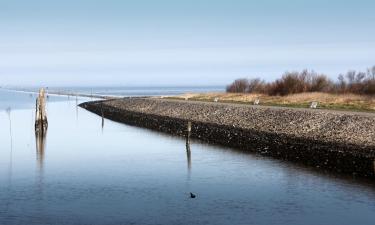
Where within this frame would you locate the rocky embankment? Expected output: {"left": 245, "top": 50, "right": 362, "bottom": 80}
{"left": 80, "top": 98, "right": 375, "bottom": 177}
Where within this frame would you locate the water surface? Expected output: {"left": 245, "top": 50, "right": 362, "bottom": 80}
{"left": 1, "top": 90, "right": 375, "bottom": 225}
{"left": 10, "top": 86, "right": 225, "bottom": 97}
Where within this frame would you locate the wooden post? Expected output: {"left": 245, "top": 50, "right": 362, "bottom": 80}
{"left": 186, "top": 121, "right": 191, "bottom": 150}
{"left": 187, "top": 121, "right": 191, "bottom": 138}
{"left": 101, "top": 109, "right": 104, "bottom": 129}
{"left": 186, "top": 121, "right": 192, "bottom": 171}
{"left": 35, "top": 88, "right": 48, "bottom": 133}
{"left": 100, "top": 103, "right": 104, "bottom": 129}
{"left": 186, "top": 144, "right": 191, "bottom": 171}
{"left": 35, "top": 88, "right": 47, "bottom": 170}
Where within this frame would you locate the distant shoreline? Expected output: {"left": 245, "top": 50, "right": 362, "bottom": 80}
{"left": 0, "top": 87, "right": 117, "bottom": 100}
{"left": 0, "top": 86, "right": 225, "bottom": 99}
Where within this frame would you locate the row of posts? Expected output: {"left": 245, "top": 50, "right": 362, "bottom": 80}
{"left": 185, "top": 97, "right": 319, "bottom": 109}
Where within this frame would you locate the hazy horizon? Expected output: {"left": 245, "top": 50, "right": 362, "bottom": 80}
{"left": 1, "top": 0, "right": 374, "bottom": 87}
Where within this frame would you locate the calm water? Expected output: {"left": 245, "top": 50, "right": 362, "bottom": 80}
{"left": 11, "top": 86, "right": 225, "bottom": 97}
{"left": 1, "top": 89, "right": 375, "bottom": 225}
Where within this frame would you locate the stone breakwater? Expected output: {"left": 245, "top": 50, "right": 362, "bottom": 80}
{"left": 79, "top": 98, "right": 375, "bottom": 177}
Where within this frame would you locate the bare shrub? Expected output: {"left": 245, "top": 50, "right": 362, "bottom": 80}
{"left": 334, "top": 69, "right": 375, "bottom": 94}
{"left": 227, "top": 65, "right": 375, "bottom": 95}
{"left": 266, "top": 70, "right": 332, "bottom": 96}
{"left": 247, "top": 78, "right": 266, "bottom": 93}
{"left": 311, "top": 74, "right": 333, "bottom": 92}
{"left": 368, "top": 66, "right": 375, "bottom": 80}
{"left": 226, "top": 79, "right": 249, "bottom": 93}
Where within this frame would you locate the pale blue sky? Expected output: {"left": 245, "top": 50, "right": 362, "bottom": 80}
{"left": 0, "top": 0, "right": 374, "bottom": 86}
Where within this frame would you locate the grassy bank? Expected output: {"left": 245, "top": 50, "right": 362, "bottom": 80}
{"left": 167, "top": 92, "right": 375, "bottom": 112}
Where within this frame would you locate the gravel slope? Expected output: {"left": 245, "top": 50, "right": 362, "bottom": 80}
{"left": 80, "top": 98, "right": 375, "bottom": 177}
{"left": 100, "top": 98, "right": 375, "bottom": 148}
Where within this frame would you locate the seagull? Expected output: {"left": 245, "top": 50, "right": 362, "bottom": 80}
{"left": 190, "top": 192, "right": 196, "bottom": 199}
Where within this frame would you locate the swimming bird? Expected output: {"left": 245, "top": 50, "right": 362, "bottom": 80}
{"left": 190, "top": 192, "right": 196, "bottom": 198}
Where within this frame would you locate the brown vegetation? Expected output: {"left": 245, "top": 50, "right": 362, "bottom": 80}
{"left": 171, "top": 92, "right": 375, "bottom": 112}
{"left": 226, "top": 66, "right": 375, "bottom": 96}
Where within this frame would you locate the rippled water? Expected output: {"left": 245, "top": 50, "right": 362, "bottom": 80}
{"left": 1, "top": 89, "right": 375, "bottom": 225}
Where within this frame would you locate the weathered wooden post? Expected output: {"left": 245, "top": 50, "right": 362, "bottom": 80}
{"left": 35, "top": 88, "right": 48, "bottom": 133}
{"left": 186, "top": 144, "right": 192, "bottom": 171}
{"left": 101, "top": 105, "right": 105, "bottom": 129}
{"left": 186, "top": 121, "right": 192, "bottom": 171}
{"left": 35, "top": 88, "right": 48, "bottom": 170}
{"left": 186, "top": 121, "right": 192, "bottom": 148}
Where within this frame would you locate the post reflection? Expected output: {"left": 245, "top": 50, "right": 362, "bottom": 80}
{"left": 186, "top": 135, "right": 191, "bottom": 173}
{"left": 186, "top": 121, "right": 192, "bottom": 175}
{"left": 35, "top": 127, "right": 47, "bottom": 171}
{"left": 101, "top": 106, "right": 105, "bottom": 132}
{"left": 4, "top": 108, "right": 13, "bottom": 212}
{"left": 6, "top": 107, "right": 13, "bottom": 152}
{"left": 101, "top": 114, "right": 105, "bottom": 132}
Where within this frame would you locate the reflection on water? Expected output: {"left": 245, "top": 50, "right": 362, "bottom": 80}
{"left": 5, "top": 107, "right": 13, "bottom": 152}
{"left": 4, "top": 108, "right": 13, "bottom": 214}
{"left": 186, "top": 133, "right": 192, "bottom": 173}
{"left": 35, "top": 126, "right": 47, "bottom": 171}
{"left": 186, "top": 122, "right": 192, "bottom": 177}
{"left": 101, "top": 112, "right": 105, "bottom": 131}
{"left": 1, "top": 90, "right": 375, "bottom": 225}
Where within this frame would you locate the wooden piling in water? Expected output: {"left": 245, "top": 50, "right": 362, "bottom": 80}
{"left": 35, "top": 88, "right": 48, "bottom": 133}
{"left": 187, "top": 121, "right": 192, "bottom": 134}
{"left": 186, "top": 121, "right": 192, "bottom": 150}
{"left": 186, "top": 121, "right": 192, "bottom": 171}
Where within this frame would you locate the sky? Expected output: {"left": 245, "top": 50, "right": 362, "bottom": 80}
{"left": 0, "top": 0, "right": 374, "bottom": 87}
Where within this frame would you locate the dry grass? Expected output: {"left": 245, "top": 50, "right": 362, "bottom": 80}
{"left": 169, "top": 92, "right": 375, "bottom": 112}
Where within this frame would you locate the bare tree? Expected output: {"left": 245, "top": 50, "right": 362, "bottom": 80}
{"left": 356, "top": 72, "right": 366, "bottom": 83}
{"left": 311, "top": 75, "right": 333, "bottom": 92}
{"left": 226, "top": 79, "right": 249, "bottom": 93}
{"left": 368, "top": 65, "right": 375, "bottom": 80}
{"left": 345, "top": 71, "right": 356, "bottom": 84}
{"left": 247, "top": 78, "right": 266, "bottom": 93}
